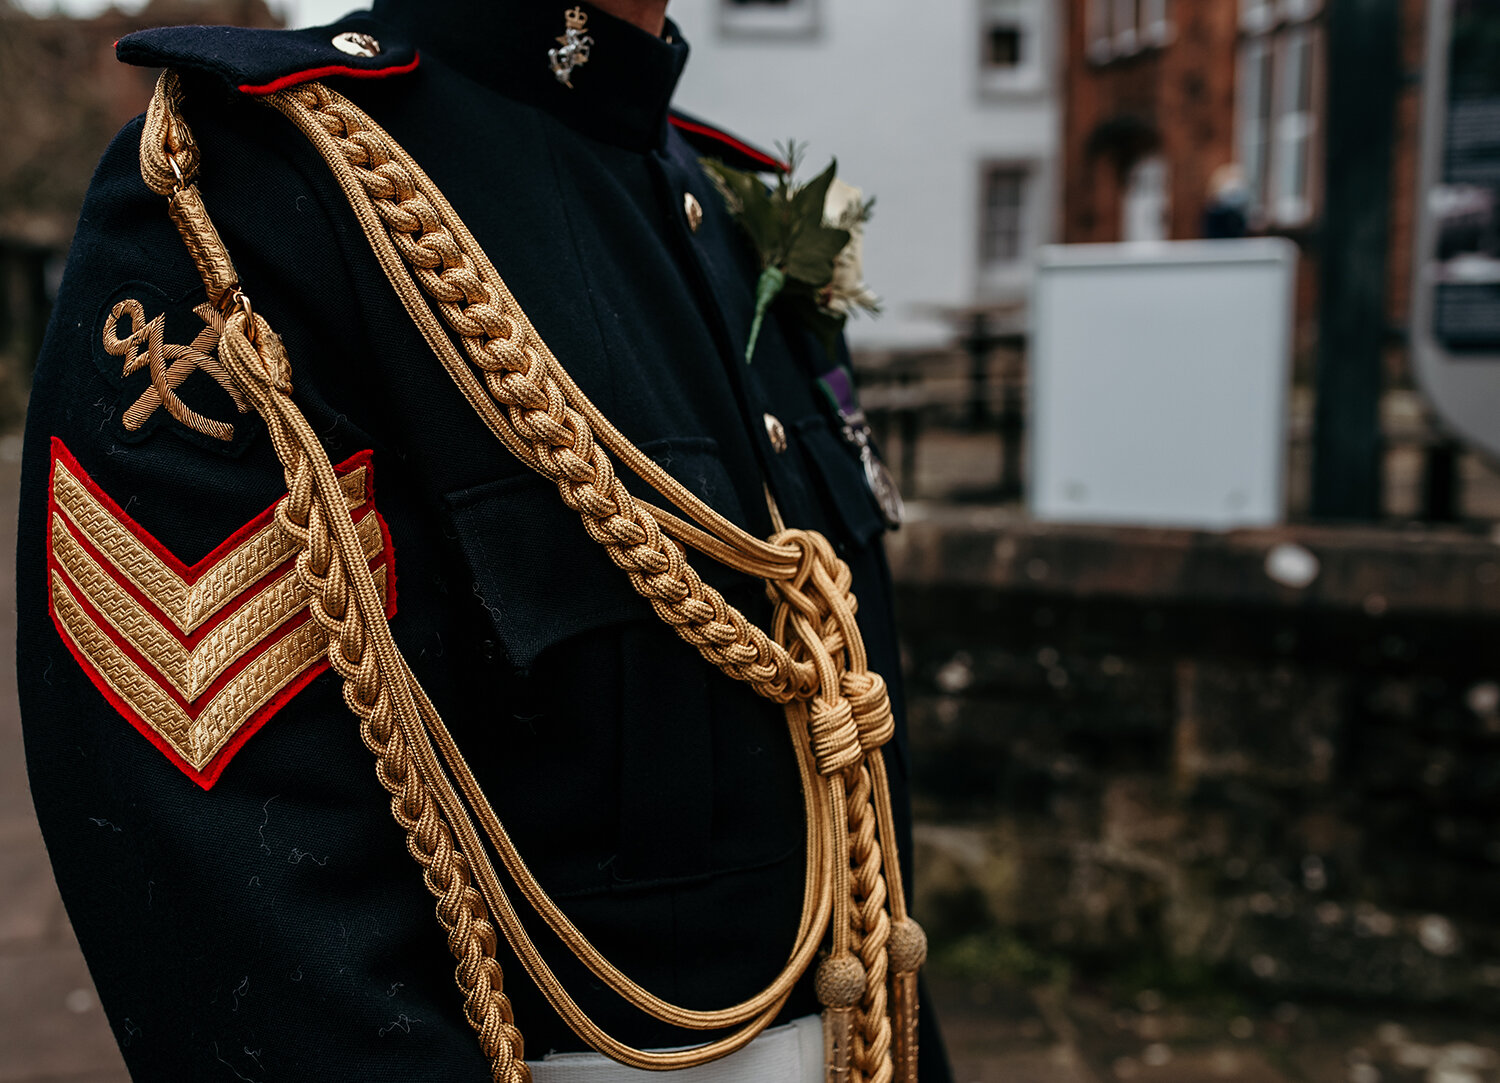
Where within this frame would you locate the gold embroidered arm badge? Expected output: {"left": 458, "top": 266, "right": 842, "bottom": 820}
{"left": 45, "top": 438, "right": 396, "bottom": 788}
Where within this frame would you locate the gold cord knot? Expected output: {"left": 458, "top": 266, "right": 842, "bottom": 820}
{"left": 815, "top": 952, "right": 867, "bottom": 1009}
{"left": 887, "top": 918, "right": 928, "bottom": 974}
{"left": 141, "top": 71, "right": 200, "bottom": 195}
{"left": 843, "top": 670, "right": 894, "bottom": 750}
{"left": 808, "top": 695, "right": 861, "bottom": 777}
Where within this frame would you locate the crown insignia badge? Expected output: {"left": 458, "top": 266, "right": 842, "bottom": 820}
{"left": 549, "top": 6, "right": 594, "bottom": 88}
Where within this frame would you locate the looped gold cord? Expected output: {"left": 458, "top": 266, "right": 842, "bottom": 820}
{"left": 141, "top": 73, "right": 923, "bottom": 1082}
{"left": 141, "top": 70, "right": 199, "bottom": 195}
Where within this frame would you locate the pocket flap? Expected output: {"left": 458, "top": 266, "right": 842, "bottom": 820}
{"left": 443, "top": 439, "right": 752, "bottom": 667}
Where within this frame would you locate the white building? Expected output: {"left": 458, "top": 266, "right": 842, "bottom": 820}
{"left": 669, "top": 0, "right": 1063, "bottom": 348}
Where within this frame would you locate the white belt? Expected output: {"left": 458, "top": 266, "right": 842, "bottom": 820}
{"left": 527, "top": 1015, "right": 824, "bottom": 1083}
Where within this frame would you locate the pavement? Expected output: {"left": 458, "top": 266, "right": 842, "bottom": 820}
{"left": 0, "top": 446, "right": 130, "bottom": 1082}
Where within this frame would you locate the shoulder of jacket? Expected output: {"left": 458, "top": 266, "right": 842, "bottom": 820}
{"left": 115, "top": 13, "right": 419, "bottom": 98}
{"left": 668, "top": 109, "right": 786, "bottom": 174}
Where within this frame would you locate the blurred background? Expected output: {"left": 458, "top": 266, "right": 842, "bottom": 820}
{"left": 5, "top": 0, "right": 1500, "bottom": 1081}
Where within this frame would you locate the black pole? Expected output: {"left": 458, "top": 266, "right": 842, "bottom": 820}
{"left": 965, "top": 311, "right": 989, "bottom": 430}
{"left": 1309, "top": 0, "right": 1400, "bottom": 519}
{"left": 1421, "top": 438, "right": 1461, "bottom": 522}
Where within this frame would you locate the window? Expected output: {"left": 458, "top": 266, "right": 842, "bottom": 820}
{"left": 1237, "top": 36, "right": 1274, "bottom": 215}
{"left": 981, "top": 166, "right": 1030, "bottom": 266}
{"left": 978, "top": 0, "right": 1045, "bottom": 95}
{"left": 1122, "top": 155, "right": 1171, "bottom": 241}
{"left": 1273, "top": 25, "right": 1318, "bottom": 223}
{"left": 1087, "top": 0, "right": 1112, "bottom": 62}
{"left": 1240, "top": 0, "right": 1275, "bottom": 33}
{"left": 1089, "top": 0, "right": 1172, "bottom": 63}
{"left": 719, "top": 0, "right": 818, "bottom": 38}
{"left": 1114, "top": 0, "right": 1140, "bottom": 55}
{"left": 987, "top": 25, "right": 1021, "bottom": 68}
{"left": 1235, "top": 1, "right": 1322, "bottom": 225}
{"left": 1141, "top": 0, "right": 1171, "bottom": 46}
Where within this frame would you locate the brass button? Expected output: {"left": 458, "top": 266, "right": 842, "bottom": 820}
{"left": 684, "top": 192, "right": 704, "bottom": 233}
{"left": 332, "top": 31, "right": 381, "bottom": 58}
{"left": 764, "top": 412, "right": 787, "bottom": 453}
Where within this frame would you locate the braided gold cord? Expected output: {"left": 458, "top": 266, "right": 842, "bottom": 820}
{"left": 215, "top": 312, "right": 531, "bottom": 1083}
{"left": 261, "top": 83, "right": 905, "bottom": 1083}
{"left": 138, "top": 73, "right": 922, "bottom": 1081}
{"left": 846, "top": 765, "right": 893, "bottom": 1083}
{"left": 270, "top": 83, "right": 814, "bottom": 703}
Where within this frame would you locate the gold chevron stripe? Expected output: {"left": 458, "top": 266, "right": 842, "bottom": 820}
{"left": 50, "top": 510, "right": 384, "bottom": 701}
{"left": 51, "top": 459, "right": 367, "bottom": 634}
{"left": 50, "top": 564, "right": 390, "bottom": 770}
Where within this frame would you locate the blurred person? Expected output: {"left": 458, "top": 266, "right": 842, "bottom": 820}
{"left": 1202, "top": 162, "right": 1251, "bottom": 239}
{"left": 15, "top": 1, "right": 950, "bottom": 1081}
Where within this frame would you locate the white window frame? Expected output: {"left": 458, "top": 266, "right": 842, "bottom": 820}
{"left": 718, "top": 0, "right": 819, "bottom": 39}
{"left": 1279, "top": 0, "right": 1323, "bottom": 22}
{"left": 1271, "top": 23, "right": 1319, "bottom": 225}
{"left": 1237, "top": 34, "right": 1274, "bottom": 215}
{"left": 1087, "top": 0, "right": 1113, "bottom": 63}
{"left": 1240, "top": 0, "right": 1275, "bottom": 34}
{"left": 1113, "top": 0, "right": 1140, "bottom": 56}
{"left": 1141, "top": 0, "right": 1173, "bottom": 47}
{"left": 1121, "top": 154, "right": 1171, "bottom": 242}
{"left": 978, "top": 161, "right": 1037, "bottom": 297}
{"left": 1090, "top": 0, "right": 1172, "bottom": 63}
{"left": 1235, "top": 7, "right": 1322, "bottom": 227}
{"left": 978, "top": 0, "right": 1045, "bottom": 97}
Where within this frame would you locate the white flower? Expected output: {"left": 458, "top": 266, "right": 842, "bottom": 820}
{"left": 822, "top": 178, "right": 881, "bottom": 318}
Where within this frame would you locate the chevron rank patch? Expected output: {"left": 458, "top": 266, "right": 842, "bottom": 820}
{"left": 45, "top": 438, "right": 396, "bottom": 788}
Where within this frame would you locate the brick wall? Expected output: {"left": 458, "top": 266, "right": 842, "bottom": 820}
{"left": 893, "top": 515, "right": 1500, "bottom": 1007}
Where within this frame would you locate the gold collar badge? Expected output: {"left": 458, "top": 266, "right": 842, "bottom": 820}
{"left": 548, "top": 6, "right": 593, "bottom": 88}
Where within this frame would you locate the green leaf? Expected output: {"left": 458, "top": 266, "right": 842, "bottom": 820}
{"left": 740, "top": 189, "right": 786, "bottom": 265}
{"left": 790, "top": 157, "right": 838, "bottom": 227}
{"left": 745, "top": 266, "right": 786, "bottom": 364}
{"left": 698, "top": 158, "right": 751, "bottom": 212}
{"left": 700, "top": 157, "right": 787, "bottom": 266}
{"left": 784, "top": 225, "right": 850, "bottom": 287}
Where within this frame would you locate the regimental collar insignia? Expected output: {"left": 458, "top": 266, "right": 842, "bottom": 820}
{"left": 548, "top": 5, "right": 593, "bottom": 88}
{"left": 45, "top": 439, "right": 396, "bottom": 788}
{"left": 94, "top": 282, "right": 256, "bottom": 456}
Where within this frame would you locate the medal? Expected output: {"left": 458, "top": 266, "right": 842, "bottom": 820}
{"left": 818, "top": 366, "right": 905, "bottom": 529}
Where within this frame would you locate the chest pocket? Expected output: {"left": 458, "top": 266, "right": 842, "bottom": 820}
{"left": 442, "top": 437, "right": 760, "bottom": 668}
{"left": 440, "top": 437, "right": 803, "bottom": 898}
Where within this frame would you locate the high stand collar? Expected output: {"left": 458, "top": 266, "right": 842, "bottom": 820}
{"left": 370, "top": 0, "right": 689, "bottom": 152}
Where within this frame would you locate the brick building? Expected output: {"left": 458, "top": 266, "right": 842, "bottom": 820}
{"left": 0, "top": 0, "right": 280, "bottom": 427}
{"left": 1059, "top": 0, "right": 1425, "bottom": 371}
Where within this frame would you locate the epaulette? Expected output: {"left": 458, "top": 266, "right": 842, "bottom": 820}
{"left": 115, "top": 14, "right": 419, "bottom": 98}
{"left": 669, "top": 110, "right": 786, "bottom": 174}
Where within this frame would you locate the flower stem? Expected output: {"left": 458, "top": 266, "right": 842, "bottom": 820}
{"left": 745, "top": 266, "right": 786, "bottom": 364}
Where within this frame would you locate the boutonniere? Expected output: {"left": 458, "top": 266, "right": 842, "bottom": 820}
{"left": 701, "top": 144, "right": 881, "bottom": 363}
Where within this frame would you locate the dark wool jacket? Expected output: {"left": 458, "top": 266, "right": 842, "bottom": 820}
{"left": 17, "top": 2, "right": 951, "bottom": 1078}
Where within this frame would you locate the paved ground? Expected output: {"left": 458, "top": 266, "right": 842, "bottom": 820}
{"left": 0, "top": 445, "right": 131, "bottom": 1082}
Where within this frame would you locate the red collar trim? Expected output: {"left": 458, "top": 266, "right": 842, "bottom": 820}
{"left": 669, "top": 116, "right": 787, "bottom": 173}
{"left": 238, "top": 52, "right": 421, "bottom": 96}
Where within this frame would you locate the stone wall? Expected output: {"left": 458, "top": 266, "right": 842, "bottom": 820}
{"left": 891, "top": 509, "right": 1500, "bottom": 1009}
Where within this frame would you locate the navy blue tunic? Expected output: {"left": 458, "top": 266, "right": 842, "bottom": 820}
{"left": 17, "top": 2, "right": 950, "bottom": 1078}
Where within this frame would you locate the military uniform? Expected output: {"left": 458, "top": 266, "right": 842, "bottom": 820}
{"left": 18, "top": 2, "right": 952, "bottom": 1079}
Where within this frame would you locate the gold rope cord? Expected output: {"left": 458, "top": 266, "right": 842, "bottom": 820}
{"left": 136, "top": 70, "right": 925, "bottom": 1081}
{"left": 261, "top": 83, "right": 902, "bottom": 1080}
